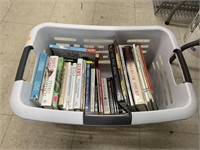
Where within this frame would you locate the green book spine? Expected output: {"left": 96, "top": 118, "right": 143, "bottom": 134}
{"left": 52, "top": 57, "right": 64, "bottom": 109}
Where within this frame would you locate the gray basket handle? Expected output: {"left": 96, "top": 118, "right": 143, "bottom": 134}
{"left": 170, "top": 49, "right": 192, "bottom": 83}
{"left": 15, "top": 46, "right": 33, "bottom": 81}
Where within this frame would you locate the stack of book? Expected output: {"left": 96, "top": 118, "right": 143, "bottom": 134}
{"left": 30, "top": 37, "right": 158, "bottom": 115}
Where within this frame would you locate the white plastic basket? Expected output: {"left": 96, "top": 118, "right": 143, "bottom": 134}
{"left": 10, "top": 23, "right": 198, "bottom": 125}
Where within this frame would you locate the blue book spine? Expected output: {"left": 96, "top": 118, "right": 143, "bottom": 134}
{"left": 49, "top": 44, "right": 87, "bottom": 52}
{"left": 85, "top": 63, "right": 91, "bottom": 112}
{"left": 30, "top": 51, "right": 48, "bottom": 104}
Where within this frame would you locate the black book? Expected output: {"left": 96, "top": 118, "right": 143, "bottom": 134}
{"left": 108, "top": 44, "right": 130, "bottom": 113}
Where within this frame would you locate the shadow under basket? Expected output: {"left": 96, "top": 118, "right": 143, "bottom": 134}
{"left": 10, "top": 23, "right": 198, "bottom": 125}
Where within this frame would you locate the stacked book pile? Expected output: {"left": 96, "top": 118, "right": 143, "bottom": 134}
{"left": 30, "top": 37, "right": 158, "bottom": 115}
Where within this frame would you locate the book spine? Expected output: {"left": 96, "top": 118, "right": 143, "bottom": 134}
{"left": 96, "top": 69, "right": 104, "bottom": 114}
{"left": 41, "top": 56, "right": 59, "bottom": 108}
{"left": 30, "top": 51, "right": 48, "bottom": 105}
{"left": 102, "top": 78, "right": 110, "bottom": 114}
{"left": 68, "top": 63, "right": 77, "bottom": 110}
{"left": 123, "top": 46, "right": 145, "bottom": 108}
{"left": 138, "top": 45, "right": 153, "bottom": 93}
{"left": 52, "top": 57, "right": 64, "bottom": 109}
{"left": 63, "top": 62, "right": 72, "bottom": 110}
{"left": 134, "top": 45, "right": 152, "bottom": 110}
{"left": 94, "top": 69, "right": 99, "bottom": 114}
{"left": 81, "top": 60, "right": 86, "bottom": 110}
{"left": 107, "top": 78, "right": 115, "bottom": 114}
{"left": 109, "top": 77, "right": 119, "bottom": 114}
{"left": 58, "top": 62, "right": 68, "bottom": 109}
{"left": 85, "top": 63, "right": 91, "bottom": 113}
{"left": 108, "top": 44, "right": 124, "bottom": 102}
{"left": 119, "top": 45, "right": 134, "bottom": 107}
{"left": 74, "top": 58, "right": 84, "bottom": 110}
{"left": 90, "top": 68, "right": 96, "bottom": 113}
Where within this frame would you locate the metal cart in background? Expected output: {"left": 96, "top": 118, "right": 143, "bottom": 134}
{"left": 153, "top": 0, "right": 199, "bottom": 25}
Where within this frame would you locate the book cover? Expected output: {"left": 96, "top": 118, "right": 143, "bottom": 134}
{"left": 123, "top": 46, "right": 147, "bottom": 111}
{"left": 41, "top": 56, "right": 59, "bottom": 108}
{"left": 52, "top": 57, "right": 64, "bottom": 109}
{"left": 85, "top": 63, "right": 91, "bottom": 113}
{"left": 90, "top": 68, "right": 96, "bottom": 113}
{"left": 58, "top": 62, "right": 68, "bottom": 109}
{"left": 102, "top": 78, "right": 110, "bottom": 114}
{"left": 63, "top": 62, "right": 72, "bottom": 110}
{"left": 30, "top": 51, "right": 48, "bottom": 106}
{"left": 49, "top": 44, "right": 96, "bottom": 61}
{"left": 68, "top": 63, "right": 77, "bottom": 110}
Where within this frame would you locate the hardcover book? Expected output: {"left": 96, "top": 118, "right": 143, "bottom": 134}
{"left": 108, "top": 44, "right": 130, "bottom": 112}
{"left": 74, "top": 58, "right": 85, "bottom": 110}
{"left": 52, "top": 57, "right": 64, "bottom": 109}
{"left": 102, "top": 78, "right": 110, "bottom": 114}
{"left": 58, "top": 62, "right": 68, "bottom": 109}
{"left": 41, "top": 56, "right": 59, "bottom": 108}
{"left": 68, "top": 63, "right": 77, "bottom": 110}
{"left": 123, "top": 46, "right": 147, "bottom": 111}
{"left": 30, "top": 51, "right": 48, "bottom": 106}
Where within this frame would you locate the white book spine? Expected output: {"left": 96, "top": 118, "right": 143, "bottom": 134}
{"left": 132, "top": 45, "right": 149, "bottom": 106}
{"left": 102, "top": 78, "right": 110, "bottom": 114}
{"left": 81, "top": 60, "right": 86, "bottom": 110}
{"left": 90, "top": 68, "right": 95, "bottom": 112}
{"left": 126, "top": 48, "right": 144, "bottom": 105}
{"left": 41, "top": 56, "right": 58, "bottom": 107}
{"left": 74, "top": 58, "right": 84, "bottom": 110}
{"left": 119, "top": 45, "right": 134, "bottom": 106}
{"left": 64, "top": 62, "right": 72, "bottom": 110}
{"left": 135, "top": 45, "right": 153, "bottom": 108}
{"left": 68, "top": 63, "right": 77, "bottom": 110}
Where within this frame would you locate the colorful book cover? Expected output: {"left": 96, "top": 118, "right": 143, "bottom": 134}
{"left": 30, "top": 51, "right": 48, "bottom": 105}
{"left": 41, "top": 56, "right": 59, "bottom": 108}
{"left": 52, "top": 57, "right": 64, "bottom": 109}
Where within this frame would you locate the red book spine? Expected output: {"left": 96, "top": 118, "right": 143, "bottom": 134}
{"left": 139, "top": 45, "right": 153, "bottom": 93}
{"left": 98, "top": 69, "right": 104, "bottom": 113}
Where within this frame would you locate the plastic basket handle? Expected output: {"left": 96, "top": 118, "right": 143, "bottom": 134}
{"left": 15, "top": 46, "right": 33, "bottom": 81}
{"left": 170, "top": 49, "right": 192, "bottom": 83}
